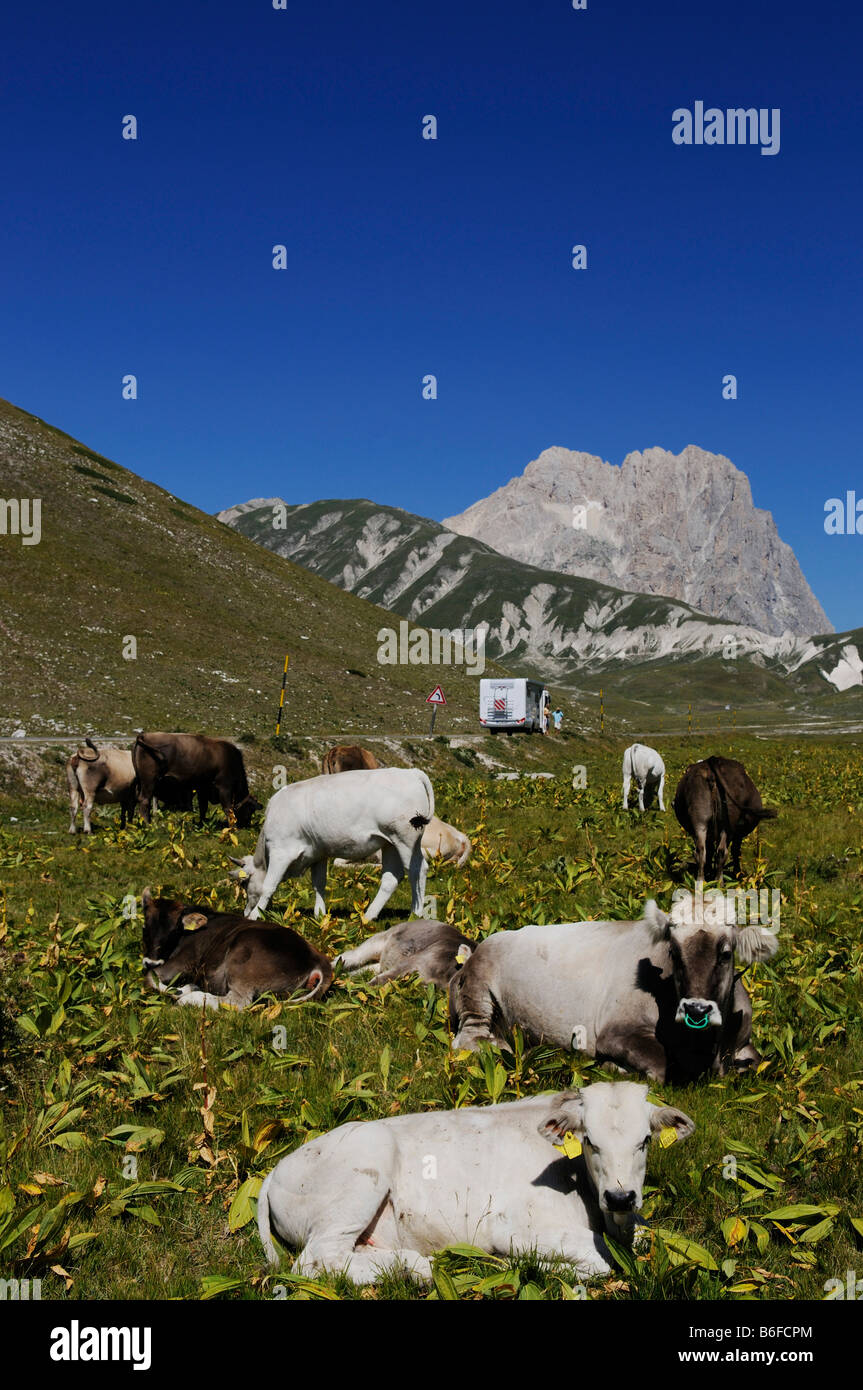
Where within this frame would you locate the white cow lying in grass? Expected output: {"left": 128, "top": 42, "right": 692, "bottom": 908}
{"left": 256, "top": 1081, "right": 695, "bottom": 1283}
{"left": 229, "top": 768, "right": 434, "bottom": 922}
{"left": 622, "top": 742, "right": 666, "bottom": 811}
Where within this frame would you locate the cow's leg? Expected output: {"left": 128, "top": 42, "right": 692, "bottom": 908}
{"left": 408, "top": 837, "right": 428, "bottom": 917}
{"left": 313, "top": 1245, "right": 432, "bottom": 1286}
{"left": 449, "top": 969, "right": 504, "bottom": 1052}
{"left": 310, "top": 859, "right": 328, "bottom": 918}
{"left": 363, "top": 845, "right": 404, "bottom": 923}
{"left": 530, "top": 1229, "right": 613, "bottom": 1279}
{"left": 723, "top": 976, "right": 759, "bottom": 1072}
{"left": 730, "top": 831, "right": 744, "bottom": 878}
{"left": 693, "top": 825, "right": 708, "bottom": 885}
{"left": 657, "top": 772, "right": 666, "bottom": 812}
{"left": 248, "top": 848, "right": 296, "bottom": 918}
{"left": 176, "top": 988, "right": 225, "bottom": 1010}
{"left": 595, "top": 1026, "right": 668, "bottom": 1083}
{"left": 68, "top": 785, "right": 80, "bottom": 833}
{"left": 637, "top": 780, "right": 645, "bottom": 812}
{"left": 336, "top": 930, "right": 389, "bottom": 975}
{"left": 197, "top": 784, "right": 208, "bottom": 826}
{"left": 715, "top": 830, "right": 729, "bottom": 885}
{"left": 622, "top": 772, "right": 631, "bottom": 810}
{"left": 82, "top": 792, "right": 96, "bottom": 835}
{"left": 136, "top": 775, "right": 154, "bottom": 824}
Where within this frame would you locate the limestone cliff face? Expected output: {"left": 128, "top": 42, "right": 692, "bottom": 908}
{"left": 443, "top": 445, "right": 831, "bottom": 638}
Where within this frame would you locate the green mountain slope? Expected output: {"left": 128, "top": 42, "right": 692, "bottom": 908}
{"left": 0, "top": 399, "right": 497, "bottom": 743}
{"left": 219, "top": 497, "right": 863, "bottom": 716}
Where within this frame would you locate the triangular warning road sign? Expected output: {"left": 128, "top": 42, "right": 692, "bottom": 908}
{"left": 426, "top": 685, "right": 447, "bottom": 705}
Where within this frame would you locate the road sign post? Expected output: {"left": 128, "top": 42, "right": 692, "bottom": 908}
{"left": 426, "top": 684, "right": 446, "bottom": 734}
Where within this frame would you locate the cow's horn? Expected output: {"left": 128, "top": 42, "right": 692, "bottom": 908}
{"left": 227, "top": 855, "right": 244, "bottom": 866}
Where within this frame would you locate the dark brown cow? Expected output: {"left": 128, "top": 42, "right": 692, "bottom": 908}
{"left": 141, "top": 889, "right": 333, "bottom": 1009}
{"left": 321, "top": 744, "right": 382, "bottom": 774}
{"left": 133, "top": 732, "right": 261, "bottom": 828}
{"left": 673, "top": 755, "right": 778, "bottom": 883}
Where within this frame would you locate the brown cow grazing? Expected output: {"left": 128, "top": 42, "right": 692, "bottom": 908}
{"left": 133, "top": 732, "right": 261, "bottom": 828}
{"left": 673, "top": 756, "right": 778, "bottom": 883}
{"left": 141, "top": 888, "right": 333, "bottom": 1009}
{"left": 335, "top": 919, "right": 473, "bottom": 989}
{"left": 321, "top": 745, "right": 382, "bottom": 774}
{"left": 66, "top": 740, "right": 137, "bottom": 833}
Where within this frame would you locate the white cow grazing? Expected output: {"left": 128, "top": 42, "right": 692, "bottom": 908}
{"left": 257, "top": 1081, "right": 695, "bottom": 1283}
{"left": 622, "top": 742, "right": 665, "bottom": 811}
{"left": 229, "top": 768, "right": 434, "bottom": 922}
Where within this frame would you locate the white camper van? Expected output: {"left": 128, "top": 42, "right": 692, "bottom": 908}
{"left": 479, "top": 678, "right": 550, "bottom": 734}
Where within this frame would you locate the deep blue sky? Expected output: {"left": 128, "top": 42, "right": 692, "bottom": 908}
{"left": 2, "top": 1, "right": 862, "bottom": 631}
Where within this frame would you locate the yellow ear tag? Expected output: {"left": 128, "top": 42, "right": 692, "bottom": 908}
{"left": 455, "top": 945, "right": 471, "bottom": 965}
{"left": 659, "top": 1126, "right": 678, "bottom": 1148}
{"left": 555, "top": 1131, "right": 583, "bottom": 1159}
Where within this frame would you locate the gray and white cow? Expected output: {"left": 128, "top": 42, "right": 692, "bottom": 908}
{"left": 336, "top": 918, "right": 472, "bottom": 989}
{"left": 449, "top": 900, "right": 778, "bottom": 1083}
{"left": 230, "top": 767, "right": 434, "bottom": 923}
{"left": 257, "top": 1081, "right": 695, "bottom": 1283}
{"left": 622, "top": 743, "right": 665, "bottom": 812}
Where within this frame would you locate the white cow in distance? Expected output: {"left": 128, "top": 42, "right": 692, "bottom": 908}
{"left": 256, "top": 1081, "right": 695, "bottom": 1283}
{"left": 229, "top": 767, "right": 434, "bottom": 922}
{"left": 622, "top": 742, "right": 666, "bottom": 811}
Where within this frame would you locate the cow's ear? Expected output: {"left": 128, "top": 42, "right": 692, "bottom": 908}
{"left": 181, "top": 912, "right": 208, "bottom": 930}
{"left": 538, "top": 1090, "right": 584, "bottom": 1144}
{"left": 735, "top": 925, "right": 779, "bottom": 964}
{"left": 142, "top": 887, "right": 152, "bottom": 907}
{"left": 649, "top": 1105, "right": 695, "bottom": 1143}
{"left": 643, "top": 899, "right": 671, "bottom": 942}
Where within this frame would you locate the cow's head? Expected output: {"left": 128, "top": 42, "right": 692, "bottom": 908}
{"left": 233, "top": 795, "right": 262, "bottom": 829}
{"left": 228, "top": 855, "right": 266, "bottom": 916}
{"left": 539, "top": 1082, "right": 695, "bottom": 1239}
{"left": 141, "top": 887, "right": 210, "bottom": 972}
{"left": 644, "top": 898, "right": 778, "bottom": 1030}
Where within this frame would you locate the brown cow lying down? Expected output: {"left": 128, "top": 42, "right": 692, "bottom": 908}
{"left": 333, "top": 815, "right": 471, "bottom": 869}
{"left": 141, "top": 888, "right": 333, "bottom": 1010}
{"left": 321, "top": 744, "right": 383, "bottom": 774}
{"left": 335, "top": 919, "right": 473, "bottom": 989}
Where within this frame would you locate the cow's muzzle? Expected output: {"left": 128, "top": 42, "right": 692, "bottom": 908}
{"left": 676, "top": 998, "right": 722, "bottom": 1029}
{"left": 604, "top": 1189, "right": 637, "bottom": 1213}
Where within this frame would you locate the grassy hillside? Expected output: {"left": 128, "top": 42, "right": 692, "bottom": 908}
{"left": 0, "top": 735, "right": 861, "bottom": 1301}
{"left": 0, "top": 399, "right": 507, "bottom": 745}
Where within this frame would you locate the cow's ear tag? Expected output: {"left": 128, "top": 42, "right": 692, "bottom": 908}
{"left": 554, "top": 1131, "right": 582, "bottom": 1159}
{"left": 659, "top": 1126, "right": 678, "bottom": 1148}
{"left": 182, "top": 912, "right": 208, "bottom": 930}
{"left": 455, "top": 945, "right": 471, "bottom": 965}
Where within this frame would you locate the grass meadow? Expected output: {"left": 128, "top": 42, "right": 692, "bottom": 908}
{"left": 1, "top": 734, "right": 862, "bottom": 1301}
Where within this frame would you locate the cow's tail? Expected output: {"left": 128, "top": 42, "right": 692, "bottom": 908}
{"left": 456, "top": 834, "right": 472, "bottom": 868}
{"left": 134, "top": 734, "right": 168, "bottom": 766}
{"left": 409, "top": 770, "right": 434, "bottom": 829}
{"left": 708, "top": 758, "right": 779, "bottom": 822}
{"left": 256, "top": 1171, "right": 279, "bottom": 1266}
